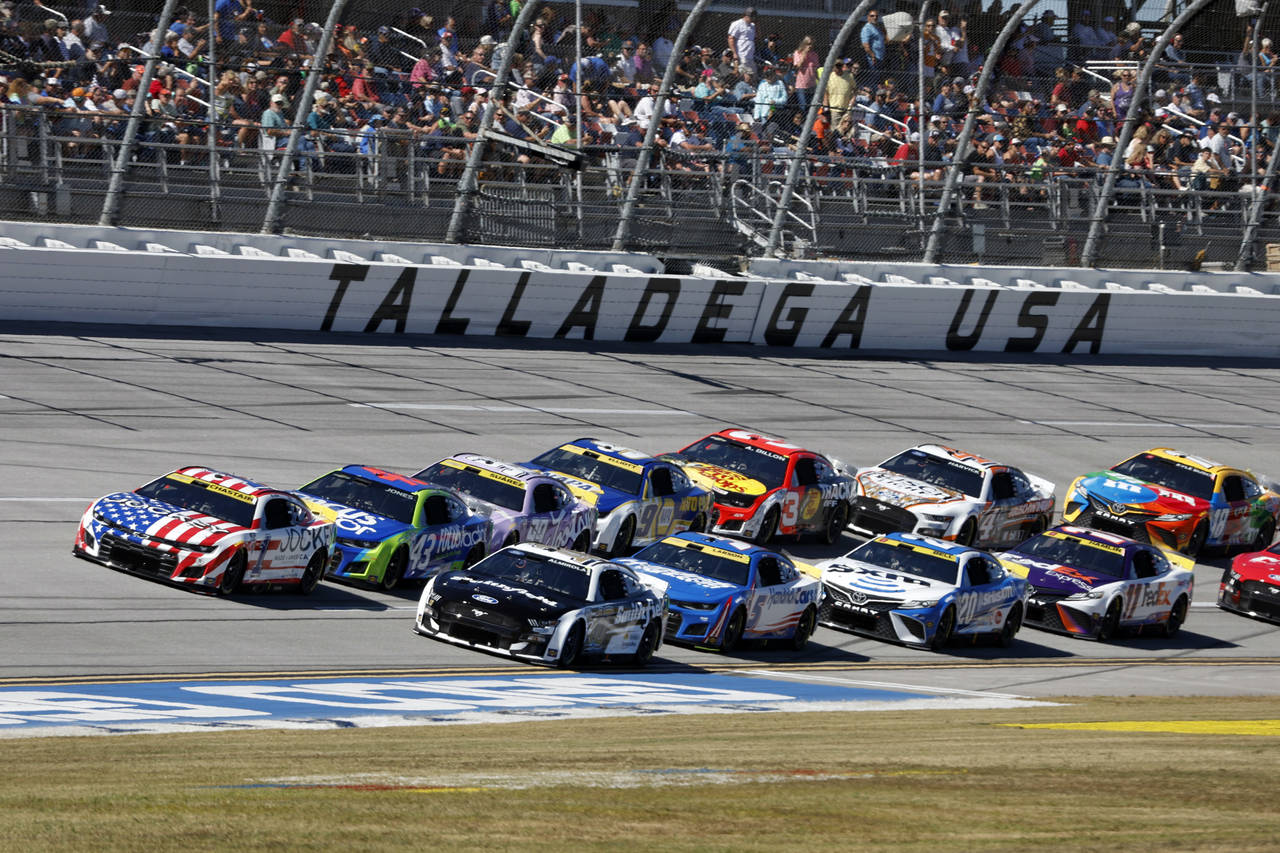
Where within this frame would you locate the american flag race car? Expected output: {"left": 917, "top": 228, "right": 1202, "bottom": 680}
{"left": 73, "top": 467, "right": 335, "bottom": 595}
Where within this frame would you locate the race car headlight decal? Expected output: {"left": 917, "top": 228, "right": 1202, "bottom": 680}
{"left": 921, "top": 514, "right": 951, "bottom": 524}
{"left": 901, "top": 599, "right": 940, "bottom": 609}
{"left": 1064, "top": 590, "right": 1105, "bottom": 600}
{"left": 718, "top": 492, "right": 756, "bottom": 508}
{"left": 671, "top": 599, "right": 719, "bottom": 611}
{"left": 336, "top": 536, "right": 381, "bottom": 549}
{"left": 1155, "top": 513, "right": 1193, "bottom": 522}
{"left": 527, "top": 619, "right": 558, "bottom": 635}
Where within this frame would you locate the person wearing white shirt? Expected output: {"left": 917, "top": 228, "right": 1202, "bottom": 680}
{"left": 727, "top": 7, "right": 756, "bottom": 71}
{"left": 633, "top": 81, "right": 676, "bottom": 131}
{"left": 752, "top": 63, "right": 787, "bottom": 123}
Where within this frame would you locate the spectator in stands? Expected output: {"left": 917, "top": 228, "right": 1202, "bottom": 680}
{"left": 824, "top": 58, "right": 856, "bottom": 118}
{"left": 728, "top": 7, "right": 756, "bottom": 72}
{"left": 84, "top": 4, "right": 109, "bottom": 46}
{"left": 212, "top": 0, "right": 252, "bottom": 44}
{"left": 260, "top": 90, "right": 288, "bottom": 148}
{"left": 790, "top": 35, "right": 819, "bottom": 111}
{"left": 861, "top": 10, "right": 885, "bottom": 74}
{"left": 937, "top": 10, "right": 968, "bottom": 73}
{"left": 1111, "top": 69, "right": 1135, "bottom": 117}
{"left": 753, "top": 62, "right": 787, "bottom": 124}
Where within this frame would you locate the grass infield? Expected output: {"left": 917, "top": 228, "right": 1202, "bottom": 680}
{"left": 5, "top": 696, "right": 1279, "bottom": 851}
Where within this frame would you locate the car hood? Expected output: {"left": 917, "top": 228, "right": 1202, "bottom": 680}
{"left": 300, "top": 495, "right": 412, "bottom": 541}
{"left": 433, "top": 571, "right": 580, "bottom": 620}
{"left": 617, "top": 558, "right": 741, "bottom": 604}
{"left": 856, "top": 469, "right": 969, "bottom": 509}
{"left": 675, "top": 461, "right": 770, "bottom": 499}
{"left": 821, "top": 559, "right": 956, "bottom": 600}
{"left": 1074, "top": 472, "right": 1209, "bottom": 515}
{"left": 92, "top": 492, "right": 246, "bottom": 543}
{"left": 1231, "top": 550, "right": 1280, "bottom": 584}
{"left": 999, "top": 552, "right": 1116, "bottom": 594}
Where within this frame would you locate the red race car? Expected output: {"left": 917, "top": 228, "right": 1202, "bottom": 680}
{"left": 1220, "top": 541, "right": 1280, "bottom": 624}
{"left": 663, "top": 429, "right": 855, "bottom": 545}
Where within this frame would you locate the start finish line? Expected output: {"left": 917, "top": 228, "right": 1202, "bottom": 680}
{"left": 0, "top": 672, "right": 1050, "bottom": 738}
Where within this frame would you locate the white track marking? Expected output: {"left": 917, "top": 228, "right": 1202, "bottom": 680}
{"left": 0, "top": 497, "right": 92, "bottom": 502}
{"left": 1018, "top": 420, "right": 1272, "bottom": 429}
{"left": 738, "top": 670, "right": 1032, "bottom": 701}
{"left": 351, "top": 403, "right": 694, "bottom": 416}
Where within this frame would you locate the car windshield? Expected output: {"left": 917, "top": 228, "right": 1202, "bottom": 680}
{"left": 848, "top": 539, "right": 961, "bottom": 585}
{"left": 675, "top": 435, "right": 789, "bottom": 486}
{"left": 1008, "top": 534, "right": 1128, "bottom": 578}
{"left": 879, "top": 449, "right": 985, "bottom": 497}
{"left": 134, "top": 475, "right": 257, "bottom": 528}
{"left": 473, "top": 549, "right": 591, "bottom": 601}
{"left": 1110, "top": 453, "right": 1214, "bottom": 502}
{"left": 531, "top": 447, "right": 643, "bottom": 495}
{"left": 416, "top": 463, "right": 525, "bottom": 511}
{"left": 633, "top": 541, "right": 751, "bottom": 586}
{"left": 300, "top": 471, "right": 418, "bottom": 525}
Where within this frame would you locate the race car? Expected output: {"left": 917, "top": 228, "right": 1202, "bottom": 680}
{"left": 662, "top": 429, "right": 855, "bottom": 545}
{"left": 298, "top": 465, "right": 490, "bottom": 589}
{"left": 817, "top": 533, "right": 1029, "bottom": 649}
{"left": 1219, "top": 540, "right": 1280, "bottom": 624}
{"left": 414, "top": 543, "right": 668, "bottom": 667}
{"left": 73, "top": 466, "right": 334, "bottom": 595}
{"left": 522, "top": 438, "right": 713, "bottom": 556}
{"left": 999, "top": 524, "right": 1194, "bottom": 640}
{"left": 618, "top": 532, "right": 821, "bottom": 652}
{"left": 1062, "top": 448, "right": 1280, "bottom": 557}
{"left": 849, "top": 445, "right": 1055, "bottom": 548}
{"left": 415, "top": 454, "right": 596, "bottom": 554}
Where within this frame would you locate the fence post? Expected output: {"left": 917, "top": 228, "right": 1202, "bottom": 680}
{"left": 1235, "top": 134, "right": 1280, "bottom": 270}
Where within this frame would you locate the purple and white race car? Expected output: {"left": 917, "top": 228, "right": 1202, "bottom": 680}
{"left": 415, "top": 454, "right": 597, "bottom": 554}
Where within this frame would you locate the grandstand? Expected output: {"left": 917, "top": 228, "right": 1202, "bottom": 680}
{"left": 3, "top": 0, "right": 1280, "bottom": 270}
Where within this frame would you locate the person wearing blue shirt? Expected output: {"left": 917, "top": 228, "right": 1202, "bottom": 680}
{"left": 214, "top": 0, "right": 251, "bottom": 43}
{"left": 861, "top": 10, "right": 885, "bottom": 70}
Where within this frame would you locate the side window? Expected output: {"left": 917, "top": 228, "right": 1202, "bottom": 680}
{"left": 553, "top": 484, "right": 575, "bottom": 509}
{"left": 991, "top": 472, "right": 1015, "bottom": 500}
{"left": 794, "top": 457, "right": 819, "bottom": 486}
{"left": 1131, "top": 549, "right": 1158, "bottom": 579}
{"left": 1009, "top": 470, "right": 1033, "bottom": 497}
{"left": 598, "top": 569, "right": 627, "bottom": 601}
{"left": 445, "top": 495, "right": 467, "bottom": 523}
{"left": 618, "top": 569, "right": 643, "bottom": 596}
{"left": 263, "top": 499, "right": 293, "bottom": 530}
{"left": 650, "top": 466, "right": 675, "bottom": 497}
{"left": 532, "top": 483, "right": 558, "bottom": 513}
{"left": 668, "top": 467, "right": 691, "bottom": 493}
{"left": 757, "top": 557, "right": 783, "bottom": 586}
{"left": 1223, "top": 475, "right": 1246, "bottom": 503}
{"left": 1243, "top": 477, "right": 1263, "bottom": 500}
{"left": 423, "top": 494, "right": 450, "bottom": 526}
{"left": 965, "top": 557, "right": 993, "bottom": 586}
{"left": 287, "top": 500, "right": 311, "bottom": 526}
{"left": 813, "top": 457, "right": 833, "bottom": 481}
{"left": 778, "top": 557, "right": 798, "bottom": 583}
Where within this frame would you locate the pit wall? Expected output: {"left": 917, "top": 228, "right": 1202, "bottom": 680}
{"left": 3, "top": 223, "right": 1279, "bottom": 358}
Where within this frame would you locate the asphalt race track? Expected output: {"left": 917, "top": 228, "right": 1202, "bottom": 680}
{"left": 4, "top": 326, "right": 1280, "bottom": 698}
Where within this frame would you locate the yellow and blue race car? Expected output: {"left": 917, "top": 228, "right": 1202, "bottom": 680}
{"left": 523, "top": 438, "right": 713, "bottom": 557}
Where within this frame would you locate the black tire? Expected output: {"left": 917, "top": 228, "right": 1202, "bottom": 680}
{"left": 502, "top": 530, "right": 520, "bottom": 548}
{"left": 298, "top": 550, "right": 325, "bottom": 595}
{"left": 572, "top": 530, "right": 592, "bottom": 553}
{"left": 720, "top": 608, "right": 747, "bottom": 652}
{"left": 956, "top": 518, "right": 977, "bottom": 547}
{"left": 997, "top": 603, "right": 1022, "bottom": 648}
{"left": 1097, "top": 597, "right": 1123, "bottom": 641}
{"left": 820, "top": 502, "right": 849, "bottom": 546}
{"left": 754, "top": 507, "right": 780, "bottom": 545}
{"left": 1164, "top": 595, "right": 1188, "bottom": 638}
{"left": 463, "top": 543, "right": 485, "bottom": 568}
{"left": 1185, "top": 521, "right": 1208, "bottom": 559}
{"left": 930, "top": 606, "right": 955, "bottom": 651}
{"left": 380, "top": 547, "right": 407, "bottom": 591}
{"left": 1025, "top": 514, "right": 1050, "bottom": 540}
{"left": 218, "top": 551, "right": 246, "bottom": 596}
{"left": 790, "top": 606, "right": 817, "bottom": 651}
{"left": 631, "top": 620, "right": 659, "bottom": 667}
{"left": 1250, "top": 518, "right": 1276, "bottom": 553}
{"left": 688, "top": 512, "right": 707, "bottom": 533}
{"left": 610, "top": 516, "right": 636, "bottom": 557}
{"left": 556, "top": 622, "right": 584, "bottom": 669}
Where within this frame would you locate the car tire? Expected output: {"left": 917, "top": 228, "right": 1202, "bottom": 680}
{"left": 820, "top": 502, "right": 849, "bottom": 546}
{"left": 997, "top": 603, "right": 1022, "bottom": 648}
{"left": 689, "top": 512, "right": 707, "bottom": 533}
{"left": 381, "top": 547, "right": 407, "bottom": 591}
{"left": 930, "top": 605, "right": 955, "bottom": 651}
{"left": 557, "top": 622, "right": 584, "bottom": 669}
{"left": 956, "top": 518, "right": 977, "bottom": 547}
{"left": 721, "top": 608, "right": 746, "bottom": 653}
{"left": 1250, "top": 518, "right": 1276, "bottom": 553}
{"left": 298, "top": 550, "right": 325, "bottom": 595}
{"left": 218, "top": 551, "right": 246, "bottom": 596}
{"left": 1164, "top": 595, "right": 1188, "bottom": 638}
{"left": 463, "top": 543, "right": 485, "bottom": 568}
{"left": 789, "top": 606, "right": 817, "bottom": 651}
{"left": 1098, "top": 597, "right": 1123, "bottom": 641}
{"left": 572, "top": 530, "right": 592, "bottom": 553}
{"left": 754, "top": 507, "right": 780, "bottom": 545}
{"left": 610, "top": 516, "right": 636, "bottom": 558}
{"left": 631, "top": 620, "right": 659, "bottom": 667}
{"left": 1185, "top": 521, "right": 1208, "bottom": 559}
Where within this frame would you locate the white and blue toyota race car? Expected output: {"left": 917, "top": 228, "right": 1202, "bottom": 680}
{"left": 818, "top": 533, "right": 1030, "bottom": 650}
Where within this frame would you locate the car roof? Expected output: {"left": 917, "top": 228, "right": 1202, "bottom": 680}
{"left": 168, "top": 466, "right": 280, "bottom": 501}
{"left": 877, "top": 531, "right": 981, "bottom": 559}
{"left": 658, "top": 530, "right": 774, "bottom": 561}
{"left": 910, "top": 444, "right": 1001, "bottom": 472}
{"left": 337, "top": 464, "right": 440, "bottom": 493}
{"left": 1045, "top": 524, "right": 1142, "bottom": 554}
{"left": 557, "top": 438, "right": 661, "bottom": 469}
{"left": 1128, "top": 447, "right": 1229, "bottom": 475}
{"left": 707, "top": 428, "right": 806, "bottom": 459}
{"left": 447, "top": 453, "right": 545, "bottom": 484}
{"left": 511, "top": 541, "right": 629, "bottom": 574}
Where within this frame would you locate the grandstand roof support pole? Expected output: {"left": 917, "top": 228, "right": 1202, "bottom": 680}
{"left": 610, "top": 0, "right": 712, "bottom": 254}
{"left": 918, "top": 0, "right": 934, "bottom": 236}
{"left": 96, "top": 0, "right": 182, "bottom": 227}
{"left": 1235, "top": 121, "right": 1280, "bottom": 270}
{"left": 1080, "top": 0, "right": 1213, "bottom": 268}
{"left": 923, "top": 0, "right": 1039, "bottom": 264}
{"left": 764, "top": 0, "right": 877, "bottom": 257}
{"left": 207, "top": 0, "right": 220, "bottom": 223}
{"left": 261, "top": 0, "right": 348, "bottom": 235}
{"left": 445, "top": 0, "right": 546, "bottom": 245}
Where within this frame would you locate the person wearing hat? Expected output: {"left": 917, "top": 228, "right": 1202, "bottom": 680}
{"left": 260, "top": 90, "right": 289, "bottom": 150}
{"left": 84, "top": 5, "right": 110, "bottom": 46}
{"left": 728, "top": 7, "right": 756, "bottom": 72}
{"left": 824, "top": 57, "right": 856, "bottom": 115}
{"left": 723, "top": 119, "right": 758, "bottom": 177}
{"left": 752, "top": 61, "right": 787, "bottom": 123}
{"left": 937, "top": 9, "right": 967, "bottom": 71}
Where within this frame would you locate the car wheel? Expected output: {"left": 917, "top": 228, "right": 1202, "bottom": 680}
{"left": 790, "top": 606, "right": 817, "bottom": 651}
{"left": 820, "top": 502, "right": 849, "bottom": 546}
{"left": 1097, "top": 597, "right": 1123, "bottom": 641}
{"left": 930, "top": 606, "right": 955, "bottom": 651}
{"left": 997, "top": 603, "right": 1023, "bottom": 648}
{"left": 556, "top": 622, "right": 584, "bottom": 669}
{"left": 956, "top": 518, "right": 977, "bottom": 547}
{"left": 298, "top": 550, "right": 325, "bottom": 595}
{"left": 720, "top": 608, "right": 747, "bottom": 653}
{"left": 463, "top": 543, "right": 485, "bottom": 569}
{"left": 1250, "top": 518, "right": 1276, "bottom": 553}
{"left": 610, "top": 516, "right": 636, "bottom": 558}
{"left": 503, "top": 530, "right": 519, "bottom": 548}
{"left": 1185, "top": 521, "right": 1208, "bottom": 559}
{"left": 218, "top": 551, "right": 246, "bottom": 596}
{"left": 1164, "top": 595, "right": 1188, "bottom": 638}
{"left": 631, "top": 620, "right": 659, "bottom": 667}
{"left": 1025, "top": 514, "right": 1050, "bottom": 540}
{"left": 572, "top": 530, "right": 592, "bottom": 553}
{"left": 689, "top": 512, "right": 707, "bottom": 533}
{"left": 381, "top": 547, "right": 407, "bottom": 591}
{"left": 754, "top": 507, "right": 780, "bottom": 545}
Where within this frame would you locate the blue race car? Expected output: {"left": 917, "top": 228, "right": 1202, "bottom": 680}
{"left": 297, "top": 465, "right": 491, "bottom": 589}
{"left": 523, "top": 438, "right": 714, "bottom": 556}
{"left": 619, "top": 532, "right": 822, "bottom": 651}
{"left": 817, "top": 533, "right": 1029, "bottom": 650}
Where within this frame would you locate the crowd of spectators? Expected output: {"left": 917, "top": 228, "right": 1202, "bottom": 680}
{"left": 1, "top": 0, "right": 1278, "bottom": 207}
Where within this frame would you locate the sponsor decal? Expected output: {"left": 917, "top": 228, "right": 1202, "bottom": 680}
{"left": 167, "top": 473, "right": 255, "bottom": 504}
{"left": 470, "top": 594, "right": 499, "bottom": 605}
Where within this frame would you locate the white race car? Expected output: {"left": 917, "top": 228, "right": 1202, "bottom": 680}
{"left": 849, "top": 444, "right": 1055, "bottom": 548}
